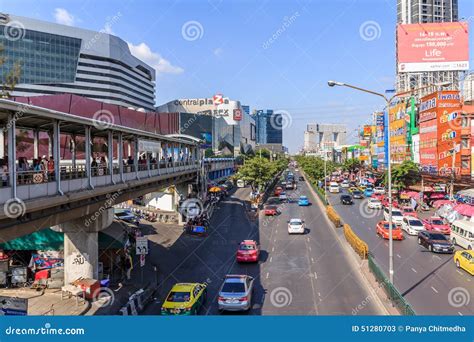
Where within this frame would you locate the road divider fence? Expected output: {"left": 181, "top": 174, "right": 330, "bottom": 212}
{"left": 368, "top": 252, "right": 416, "bottom": 315}
{"left": 326, "top": 205, "right": 341, "bottom": 227}
{"left": 343, "top": 224, "right": 368, "bottom": 259}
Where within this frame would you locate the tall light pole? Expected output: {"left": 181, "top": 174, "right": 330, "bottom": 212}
{"left": 327, "top": 80, "right": 450, "bottom": 284}
{"left": 324, "top": 143, "right": 328, "bottom": 204}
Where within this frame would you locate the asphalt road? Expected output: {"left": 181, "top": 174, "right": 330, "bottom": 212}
{"left": 327, "top": 190, "right": 474, "bottom": 315}
{"left": 143, "top": 172, "right": 383, "bottom": 315}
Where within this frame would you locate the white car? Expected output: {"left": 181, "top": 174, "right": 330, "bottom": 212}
{"left": 401, "top": 217, "right": 425, "bottom": 235}
{"left": 329, "top": 182, "right": 340, "bottom": 193}
{"left": 383, "top": 207, "right": 404, "bottom": 225}
{"left": 374, "top": 187, "right": 386, "bottom": 195}
{"left": 288, "top": 218, "right": 305, "bottom": 234}
{"left": 367, "top": 198, "right": 382, "bottom": 209}
{"left": 341, "top": 180, "right": 350, "bottom": 188}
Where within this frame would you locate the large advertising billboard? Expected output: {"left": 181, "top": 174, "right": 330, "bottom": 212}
{"left": 397, "top": 22, "right": 469, "bottom": 72}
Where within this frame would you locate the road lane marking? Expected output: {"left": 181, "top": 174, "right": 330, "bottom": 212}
{"left": 411, "top": 268, "right": 417, "bottom": 273}
{"left": 431, "top": 286, "right": 438, "bottom": 293}
{"left": 269, "top": 257, "right": 273, "bottom": 263}
{"left": 317, "top": 292, "right": 321, "bottom": 297}
{"left": 307, "top": 237, "right": 310, "bottom": 242}
{"left": 272, "top": 247, "right": 275, "bottom": 252}
{"left": 396, "top": 254, "right": 401, "bottom": 259}
{"left": 275, "top": 230, "right": 278, "bottom": 234}
{"left": 314, "top": 272, "right": 318, "bottom": 279}
{"left": 311, "top": 257, "right": 315, "bottom": 263}
{"left": 266, "top": 272, "right": 269, "bottom": 279}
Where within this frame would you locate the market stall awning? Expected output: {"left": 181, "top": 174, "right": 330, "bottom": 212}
{"left": 0, "top": 229, "right": 123, "bottom": 251}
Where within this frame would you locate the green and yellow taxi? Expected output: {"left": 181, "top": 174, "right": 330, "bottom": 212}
{"left": 348, "top": 187, "right": 358, "bottom": 194}
{"left": 161, "top": 283, "right": 207, "bottom": 315}
{"left": 358, "top": 184, "right": 367, "bottom": 191}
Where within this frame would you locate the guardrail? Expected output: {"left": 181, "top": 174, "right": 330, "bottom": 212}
{"left": 343, "top": 224, "right": 368, "bottom": 259}
{"left": 326, "top": 205, "right": 341, "bottom": 227}
{"left": 368, "top": 252, "right": 416, "bottom": 316}
{"left": 299, "top": 171, "right": 328, "bottom": 205}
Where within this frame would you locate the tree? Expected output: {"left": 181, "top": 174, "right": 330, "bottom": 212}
{"left": 255, "top": 148, "right": 271, "bottom": 160}
{"left": 384, "top": 160, "right": 420, "bottom": 189}
{"left": 295, "top": 155, "right": 337, "bottom": 182}
{"left": 0, "top": 44, "right": 22, "bottom": 98}
{"left": 342, "top": 158, "right": 361, "bottom": 173}
{"left": 236, "top": 156, "right": 286, "bottom": 192}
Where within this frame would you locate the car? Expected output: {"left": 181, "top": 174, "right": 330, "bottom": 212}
{"left": 371, "top": 193, "right": 385, "bottom": 201}
{"left": 279, "top": 192, "right": 288, "bottom": 202}
{"left": 381, "top": 197, "right": 399, "bottom": 208}
{"left": 352, "top": 190, "right": 363, "bottom": 199}
{"left": 236, "top": 240, "right": 260, "bottom": 263}
{"left": 348, "top": 187, "right": 358, "bottom": 194}
{"left": 367, "top": 198, "right": 382, "bottom": 209}
{"left": 114, "top": 210, "right": 140, "bottom": 225}
{"left": 340, "top": 194, "right": 353, "bottom": 205}
{"left": 298, "top": 176, "right": 305, "bottom": 181}
{"left": 218, "top": 275, "right": 254, "bottom": 312}
{"left": 264, "top": 205, "right": 278, "bottom": 216}
{"left": 422, "top": 217, "right": 451, "bottom": 235}
{"left": 401, "top": 206, "right": 418, "bottom": 218}
{"left": 274, "top": 186, "right": 283, "bottom": 196}
{"left": 329, "top": 182, "right": 340, "bottom": 193}
{"left": 374, "top": 187, "right": 386, "bottom": 195}
{"left": 376, "top": 221, "right": 403, "bottom": 240}
{"left": 383, "top": 207, "right": 404, "bottom": 225}
{"left": 358, "top": 185, "right": 367, "bottom": 191}
{"left": 161, "top": 283, "right": 207, "bottom": 315}
{"left": 401, "top": 217, "right": 425, "bottom": 235}
{"left": 298, "top": 196, "right": 310, "bottom": 206}
{"left": 288, "top": 218, "right": 305, "bottom": 234}
{"left": 418, "top": 231, "right": 454, "bottom": 253}
{"left": 295, "top": 168, "right": 299, "bottom": 172}
{"left": 364, "top": 188, "right": 374, "bottom": 197}
{"left": 341, "top": 180, "right": 350, "bottom": 188}
{"left": 454, "top": 250, "right": 474, "bottom": 275}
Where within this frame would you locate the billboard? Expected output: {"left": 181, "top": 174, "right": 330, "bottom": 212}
{"left": 397, "top": 22, "right": 469, "bottom": 73}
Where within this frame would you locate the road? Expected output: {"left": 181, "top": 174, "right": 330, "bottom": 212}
{"left": 327, "top": 190, "right": 474, "bottom": 315}
{"left": 143, "top": 171, "right": 383, "bottom": 315}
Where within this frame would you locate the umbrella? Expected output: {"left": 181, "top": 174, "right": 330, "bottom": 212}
{"left": 453, "top": 203, "right": 474, "bottom": 217}
{"left": 208, "top": 186, "right": 222, "bottom": 193}
{"left": 432, "top": 199, "right": 455, "bottom": 209}
{"left": 404, "top": 191, "right": 420, "bottom": 199}
{"left": 429, "top": 193, "right": 446, "bottom": 199}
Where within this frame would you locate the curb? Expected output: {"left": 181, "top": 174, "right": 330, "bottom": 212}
{"left": 301, "top": 169, "right": 391, "bottom": 315}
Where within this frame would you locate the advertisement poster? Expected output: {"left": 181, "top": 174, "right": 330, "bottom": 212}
{"left": 397, "top": 22, "right": 469, "bottom": 72}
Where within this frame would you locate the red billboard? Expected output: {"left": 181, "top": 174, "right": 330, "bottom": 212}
{"left": 397, "top": 22, "right": 469, "bottom": 72}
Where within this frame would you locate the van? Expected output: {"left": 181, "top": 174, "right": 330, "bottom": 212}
{"left": 451, "top": 220, "right": 474, "bottom": 250}
{"left": 236, "top": 179, "right": 245, "bottom": 188}
{"left": 329, "top": 182, "right": 340, "bottom": 193}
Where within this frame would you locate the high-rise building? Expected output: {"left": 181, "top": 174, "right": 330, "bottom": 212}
{"left": 303, "top": 123, "right": 347, "bottom": 153}
{"left": 396, "top": 0, "right": 460, "bottom": 97}
{"left": 253, "top": 109, "right": 283, "bottom": 145}
{"left": 0, "top": 13, "right": 156, "bottom": 110}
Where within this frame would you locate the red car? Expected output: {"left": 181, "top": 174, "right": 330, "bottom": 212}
{"left": 264, "top": 205, "right": 278, "bottom": 216}
{"left": 371, "top": 193, "right": 385, "bottom": 201}
{"left": 274, "top": 187, "right": 283, "bottom": 196}
{"left": 381, "top": 197, "right": 399, "bottom": 208}
{"left": 401, "top": 206, "right": 418, "bottom": 218}
{"left": 376, "top": 221, "right": 404, "bottom": 240}
{"left": 236, "top": 240, "right": 260, "bottom": 263}
{"left": 422, "top": 217, "right": 451, "bottom": 235}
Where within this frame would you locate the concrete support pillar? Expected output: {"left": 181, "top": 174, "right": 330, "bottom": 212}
{"left": 134, "top": 136, "right": 139, "bottom": 180}
{"left": 85, "top": 126, "right": 93, "bottom": 189}
{"left": 47, "top": 132, "right": 53, "bottom": 158}
{"left": 58, "top": 208, "right": 113, "bottom": 284}
{"left": 118, "top": 133, "right": 124, "bottom": 182}
{"left": 7, "top": 113, "right": 16, "bottom": 197}
{"left": 108, "top": 131, "right": 115, "bottom": 184}
{"left": 71, "top": 135, "right": 77, "bottom": 168}
{"left": 53, "top": 120, "right": 62, "bottom": 195}
{"left": 0, "top": 130, "right": 4, "bottom": 158}
{"left": 33, "top": 129, "right": 39, "bottom": 160}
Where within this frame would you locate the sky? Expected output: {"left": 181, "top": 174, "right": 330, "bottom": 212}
{"left": 1, "top": 0, "right": 473, "bottom": 153}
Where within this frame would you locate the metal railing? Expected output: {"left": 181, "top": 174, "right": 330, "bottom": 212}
{"left": 368, "top": 252, "right": 416, "bottom": 316}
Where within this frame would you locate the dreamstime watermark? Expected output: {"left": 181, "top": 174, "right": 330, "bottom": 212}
{"left": 270, "top": 287, "right": 293, "bottom": 308}
{"left": 270, "top": 110, "right": 293, "bottom": 130}
{"left": 5, "top": 323, "right": 85, "bottom": 336}
{"left": 448, "top": 287, "right": 470, "bottom": 308}
{"left": 262, "top": 11, "right": 300, "bottom": 49}
{"left": 181, "top": 20, "right": 204, "bottom": 41}
{"left": 3, "top": 198, "right": 26, "bottom": 219}
{"left": 3, "top": 20, "right": 25, "bottom": 41}
{"left": 84, "top": 191, "right": 122, "bottom": 227}
{"left": 359, "top": 20, "right": 381, "bottom": 41}
{"left": 358, "top": 199, "right": 380, "bottom": 219}
{"left": 179, "top": 198, "right": 204, "bottom": 220}
{"left": 84, "top": 12, "right": 123, "bottom": 49}
{"left": 92, "top": 287, "right": 115, "bottom": 308}
{"left": 352, "top": 294, "right": 373, "bottom": 315}
{"left": 3, "top": 103, "right": 32, "bottom": 132}
{"left": 92, "top": 109, "right": 115, "bottom": 130}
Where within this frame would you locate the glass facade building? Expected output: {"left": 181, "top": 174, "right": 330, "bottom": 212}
{"left": 254, "top": 109, "right": 282, "bottom": 145}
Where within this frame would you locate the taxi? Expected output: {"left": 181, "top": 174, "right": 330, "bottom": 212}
{"left": 454, "top": 250, "right": 474, "bottom": 275}
{"left": 161, "top": 283, "right": 207, "bottom": 315}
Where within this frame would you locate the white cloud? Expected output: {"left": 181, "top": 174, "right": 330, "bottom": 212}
{"left": 213, "top": 47, "right": 224, "bottom": 57}
{"left": 128, "top": 42, "right": 184, "bottom": 75}
{"left": 103, "top": 23, "right": 114, "bottom": 35}
{"left": 54, "top": 8, "right": 76, "bottom": 26}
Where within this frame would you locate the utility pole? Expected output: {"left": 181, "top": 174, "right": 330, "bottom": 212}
{"left": 450, "top": 140, "right": 456, "bottom": 201}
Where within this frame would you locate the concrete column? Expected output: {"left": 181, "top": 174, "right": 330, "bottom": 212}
{"left": 108, "top": 131, "right": 115, "bottom": 184}
{"left": 85, "top": 126, "right": 93, "bottom": 189}
{"left": 118, "top": 133, "right": 124, "bottom": 182}
{"left": 71, "top": 135, "right": 77, "bottom": 168}
{"left": 58, "top": 208, "right": 113, "bottom": 284}
{"left": 7, "top": 113, "right": 16, "bottom": 197}
{"left": 134, "top": 136, "right": 139, "bottom": 179}
{"left": 0, "top": 130, "right": 4, "bottom": 158}
{"left": 48, "top": 132, "right": 53, "bottom": 158}
{"left": 53, "top": 120, "right": 62, "bottom": 195}
{"left": 33, "top": 129, "right": 39, "bottom": 160}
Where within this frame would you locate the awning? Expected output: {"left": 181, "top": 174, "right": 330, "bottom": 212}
{"left": 0, "top": 228, "right": 123, "bottom": 251}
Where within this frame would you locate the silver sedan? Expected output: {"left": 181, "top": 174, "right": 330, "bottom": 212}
{"left": 217, "top": 275, "right": 254, "bottom": 312}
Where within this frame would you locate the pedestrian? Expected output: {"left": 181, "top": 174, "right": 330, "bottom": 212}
{"left": 47, "top": 156, "right": 55, "bottom": 181}
{"left": 0, "top": 159, "right": 8, "bottom": 187}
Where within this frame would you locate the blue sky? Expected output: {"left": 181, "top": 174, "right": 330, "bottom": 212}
{"left": 1, "top": 0, "right": 473, "bottom": 152}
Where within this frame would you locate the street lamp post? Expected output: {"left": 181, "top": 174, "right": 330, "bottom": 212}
{"left": 327, "top": 80, "right": 450, "bottom": 284}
